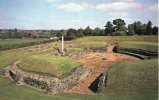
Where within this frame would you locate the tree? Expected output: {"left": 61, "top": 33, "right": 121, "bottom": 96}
{"left": 127, "top": 29, "right": 135, "bottom": 36}
{"left": 66, "top": 28, "right": 77, "bottom": 40}
{"left": 113, "top": 19, "right": 127, "bottom": 36}
{"left": 99, "top": 29, "right": 105, "bottom": 36}
{"left": 67, "top": 28, "right": 76, "bottom": 33}
{"left": 1, "top": 32, "right": 9, "bottom": 39}
{"left": 141, "top": 24, "right": 147, "bottom": 35}
{"left": 93, "top": 27, "right": 101, "bottom": 36}
{"left": 133, "top": 21, "right": 143, "bottom": 35}
{"left": 42, "top": 32, "right": 51, "bottom": 38}
{"left": 77, "top": 28, "right": 84, "bottom": 37}
{"left": 146, "top": 20, "right": 152, "bottom": 35}
{"left": 104, "top": 21, "right": 113, "bottom": 36}
{"left": 113, "top": 19, "right": 126, "bottom": 31}
{"left": 152, "top": 26, "right": 158, "bottom": 35}
{"left": 83, "top": 26, "right": 93, "bottom": 36}
{"left": 127, "top": 24, "right": 135, "bottom": 35}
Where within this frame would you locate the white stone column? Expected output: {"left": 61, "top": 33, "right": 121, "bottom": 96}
{"left": 61, "top": 35, "right": 64, "bottom": 52}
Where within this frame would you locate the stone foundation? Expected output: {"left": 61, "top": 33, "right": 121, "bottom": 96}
{"left": 0, "top": 69, "right": 6, "bottom": 76}
{"left": 5, "top": 65, "right": 89, "bottom": 94}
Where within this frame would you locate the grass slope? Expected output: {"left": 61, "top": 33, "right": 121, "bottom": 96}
{"left": 75, "top": 36, "right": 158, "bottom": 43}
{"left": 119, "top": 41, "right": 158, "bottom": 52}
{"left": 104, "top": 59, "right": 158, "bottom": 93}
{"left": 17, "top": 55, "right": 81, "bottom": 78}
{"left": 0, "top": 49, "right": 25, "bottom": 69}
{"left": 0, "top": 38, "right": 50, "bottom": 50}
{"left": 0, "top": 39, "right": 44, "bottom": 45}
{"left": 75, "top": 36, "right": 158, "bottom": 50}
{"left": 0, "top": 77, "right": 157, "bottom": 100}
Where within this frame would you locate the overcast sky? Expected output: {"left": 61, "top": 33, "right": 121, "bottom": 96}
{"left": 0, "top": 0, "right": 158, "bottom": 29}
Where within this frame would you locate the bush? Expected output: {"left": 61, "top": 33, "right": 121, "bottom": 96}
{"left": 114, "top": 31, "right": 127, "bottom": 36}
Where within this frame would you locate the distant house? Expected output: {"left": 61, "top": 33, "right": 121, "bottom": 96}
{"left": 50, "top": 37, "right": 59, "bottom": 40}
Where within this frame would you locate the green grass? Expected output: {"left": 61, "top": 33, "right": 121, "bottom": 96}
{"left": 75, "top": 36, "right": 158, "bottom": 43}
{"left": 75, "top": 36, "right": 158, "bottom": 52}
{"left": 104, "top": 59, "right": 158, "bottom": 93}
{"left": 119, "top": 41, "right": 158, "bottom": 52}
{"left": 77, "top": 42, "right": 107, "bottom": 49}
{"left": 0, "top": 49, "right": 25, "bottom": 69}
{"left": 0, "top": 36, "right": 158, "bottom": 99}
{"left": 0, "top": 77, "right": 157, "bottom": 100}
{"left": 75, "top": 36, "right": 158, "bottom": 49}
{"left": 17, "top": 55, "right": 81, "bottom": 78}
{"left": 0, "top": 38, "right": 44, "bottom": 45}
{"left": 0, "top": 38, "right": 52, "bottom": 50}
{"left": 75, "top": 36, "right": 108, "bottom": 49}
{"left": 49, "top": 41, "right": 84, "bottom": 52}
{"left": 67, "top": 47, "right": 84, "bottom": 52}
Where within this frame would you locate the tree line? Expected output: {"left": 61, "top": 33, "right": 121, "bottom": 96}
{"left": 0, "top": 18, "right": 158, "bottom": 40}
{"left": 106, "top": 19, "right": 158, "bottom": 36}
{"left": 63, "top": 19, "right": 158, "bottom": 40}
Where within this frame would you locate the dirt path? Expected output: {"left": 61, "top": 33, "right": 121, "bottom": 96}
{"left": 65, "top": 45, "right": 139, "bottom": 94}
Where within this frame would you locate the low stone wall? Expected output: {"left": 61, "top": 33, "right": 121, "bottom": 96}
{"left": 7, "top": 65, "right": 89, "bottom": 94}
{"left": 68, "top": 51, "right": 86, "bottom": 59}
{"left": 67, "top": 47, "right": 106, "bottom": 60}
{"left": 88, "top": 70, "right": 108, "bottom": 93}
{"left": 116, "top": 47, "right": 158, "bottom": 59}
{"left": 0, "top": 69, "right": 6, "bottom": 76}
{"left": 98, "top": 71, "right": 108, "bottom": 91}
{"left": 85, "top": 47, "right": 106, "bottom": 52}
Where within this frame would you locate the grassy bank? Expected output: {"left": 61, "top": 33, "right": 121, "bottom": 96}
{"left": 103, "top": 59, "right": 158, "bottom": 93}
{"left": 75, "top": 36, "right": 158, "bottom": 50}
{"left": 17, "top": 55, "right": 81, "bottom": 78}
{"left": 75, "top": 36, "right": 158, "bottom": 43}
{"left": 119, "top": 41, "right": 158, "bottom": 52}
{"left": 0, "top": 77, "right": 157, "bottom": 100}
{"left": 0, "top": 49, "right": 25, "bottom": 69}
{"left": 0, "top": 38, "right": 55, "bottom": 51}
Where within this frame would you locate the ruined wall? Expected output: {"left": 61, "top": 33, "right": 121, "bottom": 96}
{"left": 6, "top": 65, "right": 89, "bottom": 94}
{"left": 0, "top": 69, "right": 6, "bottom": 76}
{"left": 88, "top": 70, "right": 108, "bottom": 93}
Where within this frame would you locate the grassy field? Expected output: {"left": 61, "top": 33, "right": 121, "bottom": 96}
{"left": 0, "top": 38, "right": 54, "bottom": 50}
{"left": 75, "top": 36, "right": 158, "bottom": 50}
{"left": 119, "top": 41, "right": 158, "bottom": 52}
{"left": 0, "top": 36, "right": 158, "bottom": 100}
{"left": 17, "top": 55, "right": 81, "bottom": 78}
{"left": 0, "top": 38, "right": 44, "bottom": 45}
{"left": 0, "top": 77, "right": 157, "bottom": 100}
{"left": 75, "top": 36, "right": 158, "bottom": 43}
{"left": 0, "top": 49, "right": 25, "bottom": 69}
{"left": 103, "top": 59, "right": 158, "bottom": 93}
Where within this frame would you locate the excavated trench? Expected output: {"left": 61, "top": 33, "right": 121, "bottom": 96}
{"left": 2, "top": 44, "right": 157, "bottom": 94}
{"left": 7, "top": 64, "right": 89, "bottom": 94}
{"left": 66, "top": 45, "right": 139, "bottom": 94}
{"left": 88, "top": 73, "right": 103, "bottom": 93}
{"left": 86, "top": 46, "right": 158, "bottom": 93}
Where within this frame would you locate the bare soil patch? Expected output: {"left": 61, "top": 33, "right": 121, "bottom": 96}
{"left": 65, "top": 45, "right": 139, "bottom": 94}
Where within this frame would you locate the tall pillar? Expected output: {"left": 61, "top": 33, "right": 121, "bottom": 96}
{"left": 61, "top": 35, "right": 64, "bottom": 52}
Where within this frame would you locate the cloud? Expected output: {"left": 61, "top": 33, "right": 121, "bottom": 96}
{"left": 110, "top": 17, "right": 132, "bottom": 21}
{"left": 7, "top": 16, "right": 61, "bottom": 24}
{"left": 96, "top": 1, "right": 141, "bottom": 11}
{"left": 117, "top": 0, "right": 135, "bottom": 2}
{"left": 57, "top": 2, "right": 90, "bottom": 12}
{"left": 70, "top": 16, "right": 97, "bottom": 24}
{"left": 109, "top": 12, "right": 129, "bottom": 17}
{"left": 149, "top": 4, "right": 158, "bottom": 11}
{"left": 46, "top": 0, "right": 61, "bottom": 3}
{"left": 70, "top": 17, "right": 84, "bottom": 23}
